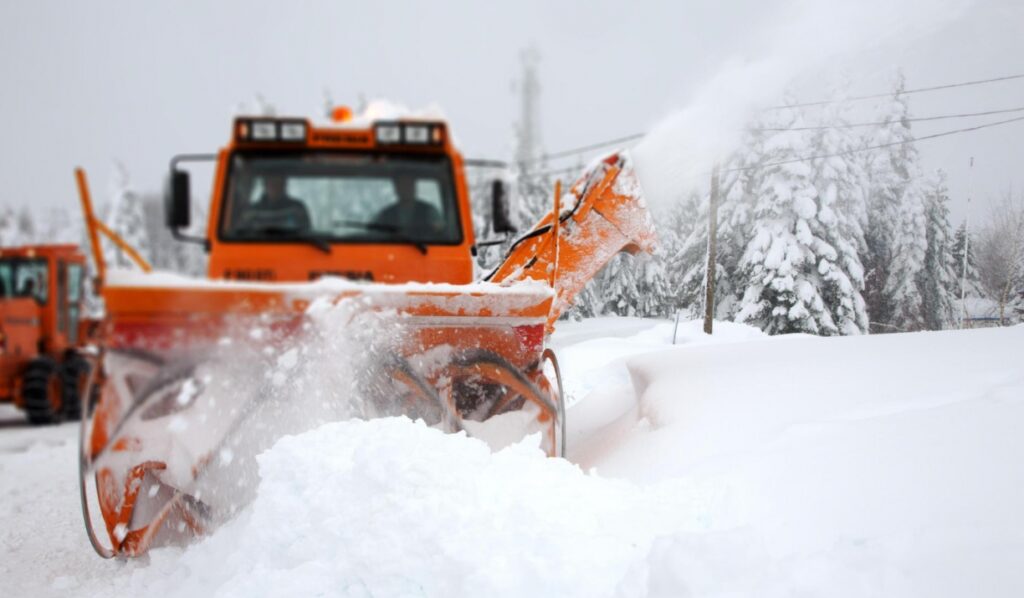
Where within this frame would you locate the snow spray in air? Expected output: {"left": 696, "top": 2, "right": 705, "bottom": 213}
{"left": 146, "top": 296, "right": 411, "bottom": 534}
{"left": 631, "top": 0, "right": 970, "bottom": 206}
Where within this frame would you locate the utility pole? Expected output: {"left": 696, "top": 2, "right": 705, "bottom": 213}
{"left": 513, "top": 46, "right": 542, "bottom": 168}
{"left": 704, "top": 164, "right": 720, "bottom": 335}
{"left": 512, "top": 46, "right": 543, "bottom": 225}
{"left": 960, "top": 156, "right": 974, "bottom": 328}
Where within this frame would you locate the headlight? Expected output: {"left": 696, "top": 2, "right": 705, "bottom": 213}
{"left": 374, "top": 122, "right": 445, "bottom": 146}
{"left": 375, "top": 124, "right": 402, "bottom": 144}
{"left": 280, "top": 121, "right": 307, "bottom": 141}
{"left": 404, "top": 125, "right": 430, "bottom": 144}
{"left": 250, "top": 121, "right": 277, "bottom": 141}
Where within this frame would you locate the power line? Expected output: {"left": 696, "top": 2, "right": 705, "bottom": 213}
{"left": 535, "top": 133, "right": 646, "bottom": 163}
{"left": 775, "top": 72, "right": 1024, "bottom": 110}
{"left": 752, "top": 105, "right": 1024, "bottom": 132}
{"left": 723, "top": 114, "right": 1024, "bottom": 174}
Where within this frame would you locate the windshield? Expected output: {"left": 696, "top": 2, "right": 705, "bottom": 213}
{"left": 220, "top": 152, "right": 462, "bottom": 245}
{"left": 0, "top": 258, "right": 48, "bottom": 303}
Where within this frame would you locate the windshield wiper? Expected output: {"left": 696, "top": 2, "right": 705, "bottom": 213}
{"left": 334, "top": 221, "right": 429, "bottom": 255}
{"left": 385, "top": 234, "right": 429, "bottom": 255}
{"left": 243, "top": 226, "right": 333, "bottom": 255}
{"left": 335, "top": 220, "right": 399, "bottom": 234}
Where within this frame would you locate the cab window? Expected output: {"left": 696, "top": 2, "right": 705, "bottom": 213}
{"left": 0, "top": 259, "right": 48, "bottom": 304}
{"left": 220, "top": 152, "right": 462, "bottom": 245}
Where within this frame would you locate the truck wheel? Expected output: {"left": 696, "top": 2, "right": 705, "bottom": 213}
{"left": 62, "top": 354, "right": 92, "bottom": 421}
{"left": 22, "top": 357, "right": 65, "bottom": 425}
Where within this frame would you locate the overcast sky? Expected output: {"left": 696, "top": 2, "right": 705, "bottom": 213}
{"left": 1, "top": 0, "right": 1021, "bottom": 227}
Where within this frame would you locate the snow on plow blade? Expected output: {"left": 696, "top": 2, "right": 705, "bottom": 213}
{"left": 79, "top": 276, "right": 565, "bottom": 557}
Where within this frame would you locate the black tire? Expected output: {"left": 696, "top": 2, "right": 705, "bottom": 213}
{"left": 22, "top": 356, "right": 64, "bottom": 425}
{"left": 61, "top": 353, "right": 93, "bottom": 421}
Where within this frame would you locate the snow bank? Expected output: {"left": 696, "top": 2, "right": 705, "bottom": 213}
{"left": 553, "top": 317, "right": 765, "bottom": 407}
{"left": 553, "top": 317, "right": 765, "bottom": 460}
{"left": 598, "top": 325, "right": 1024, "bottom": 596}
{"left": 91, "top": 417, "right": 714, "bottom": 598}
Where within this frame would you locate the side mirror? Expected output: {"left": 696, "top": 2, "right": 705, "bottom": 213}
{"left": 166, "top": 170, "right": 191, "bottom": 229}
{"left": 491, "top": 179, "right": 516, "bottom": 235}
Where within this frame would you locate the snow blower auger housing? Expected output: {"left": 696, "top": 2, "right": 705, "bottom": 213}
{"left": 75, "top": 113, "right": 656, "bottom": 557}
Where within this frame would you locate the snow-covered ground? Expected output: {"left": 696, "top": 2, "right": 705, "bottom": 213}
{"left": 2, "top": 318, "right": 1023, "bottom": 596}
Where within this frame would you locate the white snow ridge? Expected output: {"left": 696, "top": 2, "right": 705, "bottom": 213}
{"left": 92, "top": 417, "right": 712, "bottom": 598}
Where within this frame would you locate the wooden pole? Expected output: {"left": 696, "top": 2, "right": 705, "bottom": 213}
{"left": 550, "top": 179, "right": 562, "bottom": 288}
{"left": 703, "top": 164, "right": 720, "bottom": 335}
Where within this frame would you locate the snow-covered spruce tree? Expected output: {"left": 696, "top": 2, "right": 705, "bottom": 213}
{"left": 918, "top": 170, "right": 959, "bottom": 330}
{"left": 807, "top": 99, "right": 870, "bottom": 334}
{"left": 951, "top": 220, "right": 981, "bottom": 302}
{"left": 16, "top": 207, "right": 36, "bottom": 244}
{"left": 671, "top": 150, "right": 752, "bottom": 320}
{"left": 597, "top": 253, "right": 641, "bottom": 316}
{"left": 975, "top": 194, "right": 1024, "bottom": 325}
{"left": 464, "top": 167, "right": 509, "bottom": 273}
{"left": 862, "top": 73, "right": 917, "bottom": 330}
{"left": 0, "top": 207, "right": 13, "bottom": 245}
{"left": 661, "top": 192, "right": 700, "bottom": 310}
{"left": 883, "top": 179, "right": 928, "bottom": 331}
{"left": 0, "top": 206, "right": 37, "bottom": 246}
{"left": 596, "top": 245, "right": 674, "bottom": 318}
{"left": 513, "top": 164, "right": 554, "bottom": 231}
{"left": 41, "top": 206, "right": 81, "bottom": 244}
{"left": 105, "top": 163, "right": 152, "bottom": 269}
{"left": 734, "top": 106, "right": 846, "bottom": 335}
{"left": 141, "top": 193, "right": 207, "bottom": 277}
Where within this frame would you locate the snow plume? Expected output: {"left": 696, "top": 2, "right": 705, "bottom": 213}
{"left": 133, "top": 296, "right": 433, "bottom": 533}
{"left": 632, "top": 0, "right": 970, "bottom": 206}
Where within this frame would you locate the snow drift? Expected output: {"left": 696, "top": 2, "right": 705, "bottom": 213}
{"left": 87, "top": 417, "right": 710, "bottom": 598}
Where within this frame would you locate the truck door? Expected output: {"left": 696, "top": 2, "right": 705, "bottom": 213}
{"left": 59, "top": 262, "right": 83, "bottom": 345}
{"left": 56, "top": 260, "right": 68, "bottom": 344}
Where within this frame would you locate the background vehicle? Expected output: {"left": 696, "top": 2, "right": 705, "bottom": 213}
{"left": 0, "top": 244, "right": 95, "bottom": 424}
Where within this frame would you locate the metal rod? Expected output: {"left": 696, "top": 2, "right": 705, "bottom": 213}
{"left": 74, "top": 168, "right": 106, "bottom": 290}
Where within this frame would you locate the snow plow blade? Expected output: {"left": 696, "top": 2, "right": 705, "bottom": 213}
{"left": 79, "top": 279, "right": 565, "bottom": 557}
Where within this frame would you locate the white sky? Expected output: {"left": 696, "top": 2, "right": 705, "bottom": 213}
{"left": 0, "top": 0, "right": 1020, "bottom": 226}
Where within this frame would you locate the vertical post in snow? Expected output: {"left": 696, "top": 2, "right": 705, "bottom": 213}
{"left": 960, "top": 156, "right": 974, "bottom": 329}
{"left": 704, "top": 164, "right": 720, "bottom": 335}
{"left": 550, "top": 179, "right": 562, "bottom": 288}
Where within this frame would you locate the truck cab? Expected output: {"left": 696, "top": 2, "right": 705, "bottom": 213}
{"left": 0, "top": 244, "right": 91, "bottom": 423}
{"left": 169, "top": 117, "right": 507, "bottom": 284}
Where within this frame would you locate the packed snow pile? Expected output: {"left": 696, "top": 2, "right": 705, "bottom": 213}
{"left": 89, "top": 417, "right": 714, "bottom": 598}
{"left": 588, "top": 323, "right": 1024, "bottom": 596}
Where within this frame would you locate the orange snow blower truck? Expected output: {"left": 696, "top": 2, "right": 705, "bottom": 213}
{"left": 0, "top": 244, "right": 97, "bottom": 424}
{"left": 76, "top": 113, "right": 655, "bottom": 558}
